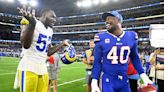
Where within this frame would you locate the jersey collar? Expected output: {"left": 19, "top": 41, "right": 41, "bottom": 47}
{"left": 107, "top": 31, "right": 125, "bottom": 38}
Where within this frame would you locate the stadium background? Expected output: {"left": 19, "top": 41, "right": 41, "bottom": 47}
{"left": 0, "top": 0, "right": 164, "bottom": 92}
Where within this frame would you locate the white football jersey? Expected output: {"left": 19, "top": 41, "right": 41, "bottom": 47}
{"left": 18, "top": 19, "right": 53, "bottom": 75}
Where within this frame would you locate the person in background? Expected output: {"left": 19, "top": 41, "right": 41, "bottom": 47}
{"left": 144, "top": 52, "right": 151, "bottom": 75}
{"left": 82, "top": 39, "right": 95, "bottom": 92}
{"left": 47, "top": 53, "right": 61, "bottom": 92}
{"left": 149, "top": 48, "right": 164, "bottom": 92}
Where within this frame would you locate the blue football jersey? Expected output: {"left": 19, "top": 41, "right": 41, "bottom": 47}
{"left": 92, "top": 31, "right": 144, "bottom": 80}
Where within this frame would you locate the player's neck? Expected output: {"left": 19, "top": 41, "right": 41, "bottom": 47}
{"left": 111, "top": 24, "right": 123, "bottom": 37}
{"left": 112, "top": 28, "right": 123, "bottom": 37}
{"left": 40, "top": 18, "right": 48, "bottom": 29}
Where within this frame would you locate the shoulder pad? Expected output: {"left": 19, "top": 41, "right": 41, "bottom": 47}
{"left": 133, "top": 32, "right": 138, "bottom": 40}
{"left": 94, "top": 32, "right": 105, "bottom": 42}
{"left": 94, "top": 34, "right": 100, "bottom": 42}
{"left": 128, "top": 31, "right": 138, "bottom": 40}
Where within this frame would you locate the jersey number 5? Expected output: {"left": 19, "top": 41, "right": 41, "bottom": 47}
{"left": 107, "top": 46, "right": 130, "bottom": 64}
{"left": 36, "top": 33, "right": 51, "bottom": 52}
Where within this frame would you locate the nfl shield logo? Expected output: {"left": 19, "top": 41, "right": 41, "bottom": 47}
{"left": 105, "top": 38, "right": 110, "bottom": 43}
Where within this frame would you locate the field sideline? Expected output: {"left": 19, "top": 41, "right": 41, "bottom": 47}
{"left": 0, "top": 57, "right": 86, "bottom": 92}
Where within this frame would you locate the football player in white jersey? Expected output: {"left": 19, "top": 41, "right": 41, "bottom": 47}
{"left": 17, "top": 7, "right": 69, "bottom": 92}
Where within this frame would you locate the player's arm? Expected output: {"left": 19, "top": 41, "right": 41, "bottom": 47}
{"left": 91, "top": 35, "right": 102, "bottom": 92}
{"left": 92, "top": 39, "right": 102, "bottom": 80}
{"left": 47, "top": 40, "right": 69, "bottom": 56}
{"left": 130, "top": 32, "right": 153, "bottom": 86}
{"left": 129, "top": 42, "right": 144, "bottom": 75}
{"left": 129, "top": 32, "right": 144, "bottom": 74}
{"left": 18, "top": 6, "right": 36, "bottom": 49}
{"left": 20, "top": 20, "right": 36, "bottom": 49}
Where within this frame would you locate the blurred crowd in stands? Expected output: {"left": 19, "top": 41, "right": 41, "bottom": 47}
{"left": 0, "top": 1, "right": 163, "bottom": 58}
{"left": 0, "top": 42, "right": 21, "bottom": 57}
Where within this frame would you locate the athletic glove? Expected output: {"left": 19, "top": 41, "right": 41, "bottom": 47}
{"left": 140, "top": 73, "right": 153, "bottom": 86}
{"left": 91, "top": 79, "right": 101, "bottom": 92}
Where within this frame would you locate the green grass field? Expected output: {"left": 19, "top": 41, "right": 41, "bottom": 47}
{"left": 0, "top": 57, "right": 86, "bottom": 92}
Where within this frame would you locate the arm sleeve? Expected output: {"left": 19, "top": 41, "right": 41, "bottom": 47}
{"left": 129, "top": 33, "right": 144, "bottom": 75}
{"left": 92, "top": 41, "right": 102, "bottom": 80}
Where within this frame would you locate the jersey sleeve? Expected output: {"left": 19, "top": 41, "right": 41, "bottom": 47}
{"left": 129, "top": 32, "right": 144, "bottom": 75}
{"left": 92, "top": 34, "right": 102, "bottom": 80}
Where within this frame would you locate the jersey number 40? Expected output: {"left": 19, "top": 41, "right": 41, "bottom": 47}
{"left": 107, "top": 46, "right": 130, "bottom": 64}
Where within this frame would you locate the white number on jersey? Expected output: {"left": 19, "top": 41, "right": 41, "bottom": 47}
{"left": 107, "top": 46, "right": 130, "bottom": 64}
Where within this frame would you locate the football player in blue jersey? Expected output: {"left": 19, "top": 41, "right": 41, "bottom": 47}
{"left": 91, "top": 11, "right": 153, "bottom": 92}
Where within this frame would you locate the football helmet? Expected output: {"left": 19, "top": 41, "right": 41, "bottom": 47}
{"left": 61, "top": 45, "right": 77, "bottom": 64}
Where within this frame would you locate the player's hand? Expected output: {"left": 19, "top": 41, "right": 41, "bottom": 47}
{"left": 17, "top": 6, "right": 36, "bottom": 24}
{"left": 91, "top": 79, "right": 101, "bottom": 92}
{"left": 62, "top": 40, "right": 70, "bottom": 46}
{"left": 140, "top": 73, "right": 153, "bottom": 87}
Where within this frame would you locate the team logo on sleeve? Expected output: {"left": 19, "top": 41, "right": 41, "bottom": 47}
{"left": 94, "top": 35, "right": 100, "bottom": 42}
